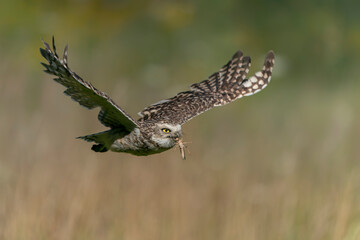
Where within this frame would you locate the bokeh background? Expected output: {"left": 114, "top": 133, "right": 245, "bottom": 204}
{"left": 1, "top": 0, "right": 360, "bottom": 239}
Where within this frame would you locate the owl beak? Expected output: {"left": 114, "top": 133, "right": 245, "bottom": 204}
{"left": 172, "top": 132, "right": 181, "bottom": 139}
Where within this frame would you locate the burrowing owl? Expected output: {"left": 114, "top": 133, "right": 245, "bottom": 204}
{"left": 40, "top": 38, "right": 274, "bottom": 159}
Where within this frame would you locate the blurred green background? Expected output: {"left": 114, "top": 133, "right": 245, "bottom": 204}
{"left": 1, "top": 0, "right": 360, "bottom": 239}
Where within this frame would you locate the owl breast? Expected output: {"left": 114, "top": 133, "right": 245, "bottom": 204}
{"left": 110, "top": 128, "right": 176, "bottom": 156}
{"left": 150, "top": 136, "right": 176, "bottom": 149}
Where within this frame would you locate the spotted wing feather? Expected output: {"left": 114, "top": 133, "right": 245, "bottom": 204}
{"left": 139, "top": 50, "right": 274, "bottom": 125}
{"left": 233, "top": 51, "right": 274, "bottom": 99}
{"left": 40, "top": 37, "right": 138, "bottom": 131}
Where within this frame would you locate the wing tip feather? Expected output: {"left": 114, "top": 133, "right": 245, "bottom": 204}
{"left": 242, "top": 55, "right": 251, "bottom": 64}
{"left": 232, "top": 50, "right": 243, "bottom": 59}
{"left": 264, "top": 50, "right": 275, "bottom": 70}
{"left": 265, "top": 50, "right": 275, "bottom": 62}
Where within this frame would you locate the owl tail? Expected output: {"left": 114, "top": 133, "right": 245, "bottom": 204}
{"left": 77, "top": 129, "right": 127, "bottom": 152}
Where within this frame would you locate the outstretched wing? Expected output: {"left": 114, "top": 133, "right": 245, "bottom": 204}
{"left": 139, "top": 50, "right": 274, "bottom": 125}
{"left": 40, "top": 37, "right": 138, "bottom": 131}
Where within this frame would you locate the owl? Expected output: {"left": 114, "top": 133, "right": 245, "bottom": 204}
{"left": 40, "top": 38, "right": 274, "bottom": 159}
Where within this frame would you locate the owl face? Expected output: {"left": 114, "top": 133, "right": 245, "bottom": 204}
{"left": 150, "top": 123, "right": 182, "bottom": 149}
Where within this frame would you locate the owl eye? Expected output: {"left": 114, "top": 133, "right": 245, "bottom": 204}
{"left": 162, "top": 128, "right": 171, "bottom": 133}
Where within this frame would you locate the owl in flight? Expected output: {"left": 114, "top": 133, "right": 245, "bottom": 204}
{"left": 40, "top": 38, "right": 274, "bottom": 159}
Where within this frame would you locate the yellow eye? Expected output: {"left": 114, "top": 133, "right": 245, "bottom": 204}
{"left": 162, "top": 128, "right": 171, "bottom": 133}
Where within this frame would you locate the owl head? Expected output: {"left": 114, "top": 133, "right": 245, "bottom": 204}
{"left": 150, "top": 123, "right": 182, "bottom": 148}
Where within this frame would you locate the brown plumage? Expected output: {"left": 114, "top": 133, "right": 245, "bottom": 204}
{"left": 40, "top": 37, "right": 275, "bottom": 158}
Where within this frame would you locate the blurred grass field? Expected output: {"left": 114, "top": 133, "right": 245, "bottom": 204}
{"left": 1, "top": 0, "right": 360, "bottom": 239}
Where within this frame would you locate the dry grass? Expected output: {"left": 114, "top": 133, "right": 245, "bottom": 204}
{"left": 1, "top": 71, "right": 360, "bottom": 240}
